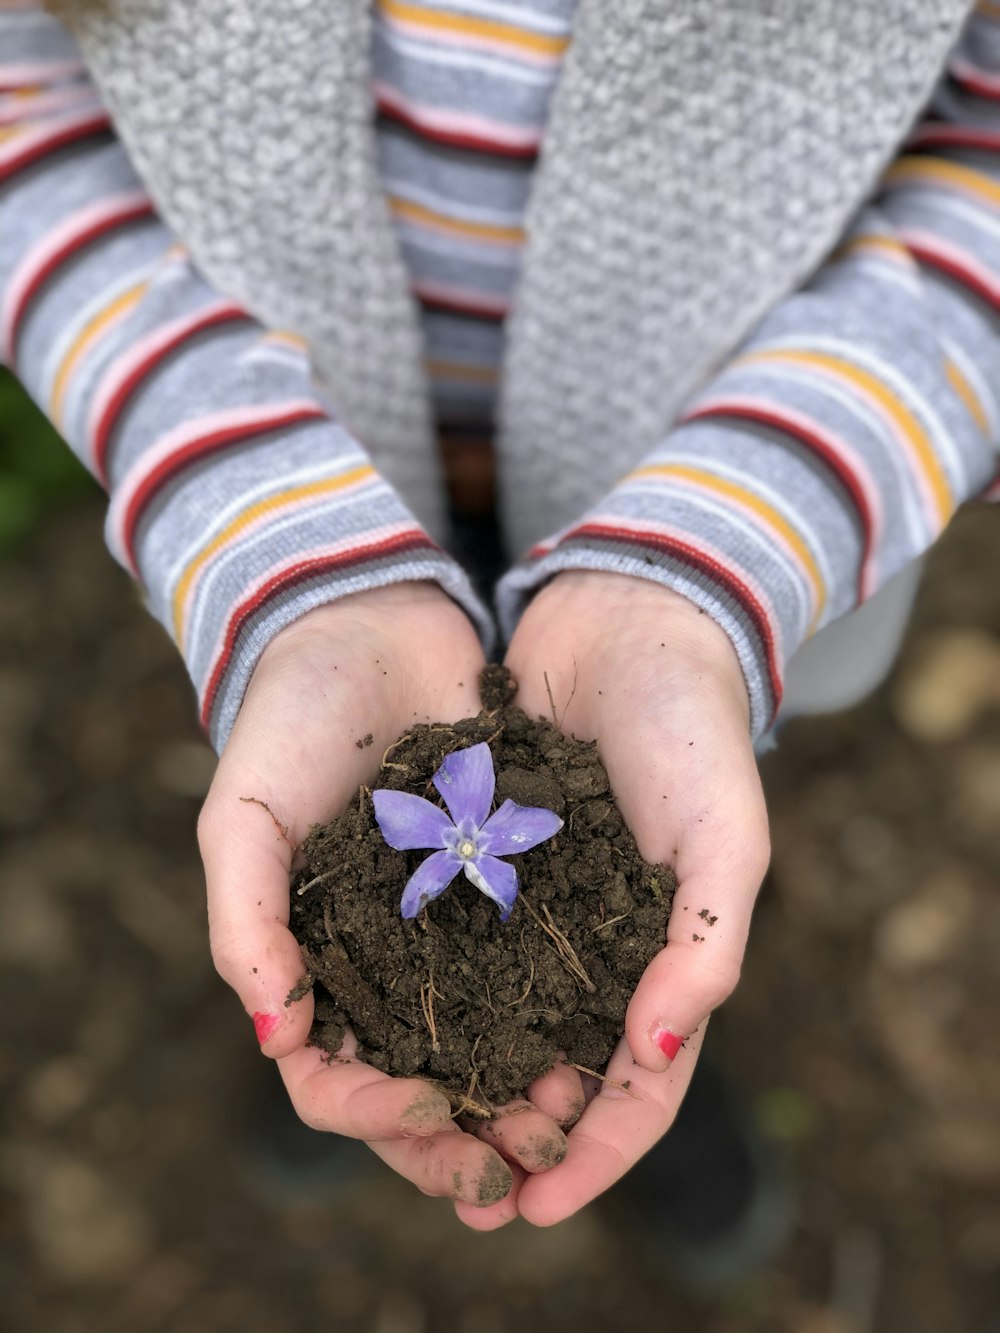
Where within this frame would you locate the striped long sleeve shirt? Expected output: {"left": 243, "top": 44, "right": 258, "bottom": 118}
{"left": 2, "top": 1, "right": 998, "bottom": 748}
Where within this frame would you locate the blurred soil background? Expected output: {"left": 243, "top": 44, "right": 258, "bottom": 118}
{"left": 0, "top": 368, "right": 998, "bottom": 1332}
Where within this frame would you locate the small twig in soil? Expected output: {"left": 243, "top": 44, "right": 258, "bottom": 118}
{"left": 381, "top": 733, "right": 415, "bottom": 767}
{"left": 562, "top": 659, "right": 578, "bottom": 726}
{"left": 419, "top": 972, "right": 441, "bottom": 1053}
{"left": 543, "top": 671, "right": 559, "bottom": 726}
{"left": 567, "top": 1063, "right": 638, "bottom": 1097}
{"left": 503, "top": 953, "right": 535, "bottom": 1009}
{"left": 322, "top": 897, "right": 337, "bottom": 945}
{"left": 296, "top": 868, "right": 341, "bottom": 896}
{"left": 514, "top": 1007, "right": 564, "bottom": 1023}
{"left": 450, "top": 1090, "right": 494, "bottom": 1120}
{"left": 521, "top": 898, "right": 597, "bottom": 993}
{"left": 542, "top": 662, "right": 579, "bottom": 729}
{"left": 449, "top": 1038, "right": 493, "bottom": 1119}
{"left": 541, "top": 901, "right": 596, "bottom": 992}
{"left": 566, "top": 802, "right": 587, "bottom": 832}
{"left": 239, "top": 797, "right": 296, "bottom": 849}
{"left": 592, "top": 909, "right": 632, "bottom": 932}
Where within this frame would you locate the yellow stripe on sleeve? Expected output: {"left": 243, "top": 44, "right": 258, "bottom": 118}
{"left": 740, "top": 348, "right": 954, "bottom": 525}
{"left": 173, "top": 467, "right": 374, "bottom": 646}
{"left": 944, "top": 355, "right": 991, "bottom": 436}
{"left": 389, "top": 195, "right": 524, "bottom": 245}
{"left": 379, "top": 0, "right": 571, "bottom": 57}
{"left": 885, "top": 156, "right": 1000, "bottom": 212}
{"left": 630, "top": 462, "right": 827, "bottom": 629}
{"left": 50, "top": 279, "right": 150, "bottom": 428}
{"left": 830, "top": 233, "right": 916, "bottom": 267}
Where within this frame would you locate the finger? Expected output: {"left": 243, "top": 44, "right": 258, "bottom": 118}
{"left": 624, "top": 778, "right": 769, "bottom": 1073}
{"left": 278, "top": 1041, "right": 454, "bottom": 1139}
{"left": 200, "top": 598, "right": 486, "bottom": 1058}
{"left": 454, "top": 1164, "right": 527, "bottom": 1230}
{"left": 526, "top": 1059, "right": 587, "bottom": 1128}
{"left": 369, "top": 1127, "right": 515, "bottom": 1209}
{"left": 517, "top": 1023, "right": 706, "bottom": 1227}
{"left": 471, "top": 1101, "right": 568, "bottom": 1174}
{"left": 199, "top": 789, "right": 314, "bottom": 1058}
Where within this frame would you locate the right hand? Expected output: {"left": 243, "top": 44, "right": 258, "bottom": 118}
{"left": 197, "top": 583, "right": 581, "bottom": 1222}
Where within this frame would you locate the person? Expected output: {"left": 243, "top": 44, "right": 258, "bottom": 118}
{"left": 1, "top": 0, "right": 997, "bottom": 1236}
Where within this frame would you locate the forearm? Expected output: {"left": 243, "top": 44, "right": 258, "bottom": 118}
{"left": 499, "top": 10, "right": 1000, "bottom": 739}
{"left": 1, "top": 7, "right": 489, "bottom": 750}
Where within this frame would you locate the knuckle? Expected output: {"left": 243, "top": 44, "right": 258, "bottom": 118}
{"left": 290, "top": 1089, "right": 328, "bottom": 1133}
{"left": 288, "top": 1071, "right": 342, "bottom": 1133}
{"left": 207, "top": 922, "right": 243, "bottom": 984}
{"left": 196, "top": 796, "right": 223, "bottom": 857}
{"left": 700, "top": 956, "right": 742, "bottom": 1007}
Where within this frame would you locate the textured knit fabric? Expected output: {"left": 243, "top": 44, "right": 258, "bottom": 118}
{"left": 2, "top": 1, "right": 999, "bottom": 749}
{"left": 498, "top": 11, "right": 1000, "bottom": 732}
{"left": 66, "top": 0, "right": 974, "bottom": 556}
{"left": 61, "top": 0, "right": 446, "bottom": 538}
{"left": 496, "top": 0, "right": 978, "bottom": 557}
{"left": 0, "top": 3, "right": 492, "bottom": 750}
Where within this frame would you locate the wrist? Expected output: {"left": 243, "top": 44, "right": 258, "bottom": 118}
{"left": 259, "top": 580, "right": 478, "bottom": 665}
{"left": 520, "top": 571, "right": 751, "bottom": 722}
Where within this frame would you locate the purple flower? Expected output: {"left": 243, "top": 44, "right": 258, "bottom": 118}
{"left": 371, "top": 742, "right": 563, "bottom": 922}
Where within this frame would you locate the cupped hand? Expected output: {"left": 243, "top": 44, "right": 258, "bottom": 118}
{"left": 197, "top": 582, "right": 581, "bottom": 1215}
{"left": 500, "top": 570, "right": 771, "bottom": 1226}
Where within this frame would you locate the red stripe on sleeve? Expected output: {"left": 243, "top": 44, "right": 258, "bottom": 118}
{"left": 541, "top": 520, "right": 784, "bottom": 719}
{"left": 92, "top": 305, "right": 250, "bottom": 483}
{"left": 683, "top": 401, "right": 877, "bottom": 604}
{"left": 4, "top": 197, "right": 154, "bottom": 369}
{"left": 198, "top": 531, "right": 439, "bottom": 732}
{"left": 901, "top": 236, "right": 1000, "bottom": 313}
{"left": 0, "top": 110, "right": 112, "bottom": 182}
{"left": 120, "top": 405, "right": 328, "bottom": 572}
{"left": 375, "top": 96, "right": 539, "bottom": 159}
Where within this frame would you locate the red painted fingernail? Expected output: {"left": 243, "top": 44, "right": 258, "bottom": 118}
{"left": 253, "top": 1012, "right": 281, "bottom": 1046}
{"left": 653, "top": 1027, "right": 684, "bottom": 1062}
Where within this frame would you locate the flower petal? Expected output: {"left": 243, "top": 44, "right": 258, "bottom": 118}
{"left": 372, "top": 789, "right": 453, "bottom": 851}
{"left": 432, "top": 742, "right": 496, "bottom": 828}
{"left": 400, "top": 849, "right": 461, "bottom": 918}
{"left": 464, "top": 853, "right": 519, "bottom": 921}
{"left": 479, "top": 800, "right": 563, "bottom": 856}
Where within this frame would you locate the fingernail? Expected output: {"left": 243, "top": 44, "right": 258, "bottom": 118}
{"left": 473, "top": 1156, "right": 514, "bottom": 1207}
{"left": 400, "top": 1088, "right": 453, "bottom": 1136}
{"left": 253, "top": 1011, "right": 281, "bottom": 1046}
{"left": 652, "top": 1026, "right": 684, "bottom": 1063}
{"left": 560, "top": 1096, "right": 586, "bottom": 1130}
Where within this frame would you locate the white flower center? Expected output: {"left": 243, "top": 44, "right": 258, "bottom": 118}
{"left": 457, "top": 838, "right": 477, "bottom": 860}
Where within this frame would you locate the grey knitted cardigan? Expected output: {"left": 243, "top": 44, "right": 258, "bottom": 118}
{"left": 71, "top": 0, "right": 973, "bottom": 558}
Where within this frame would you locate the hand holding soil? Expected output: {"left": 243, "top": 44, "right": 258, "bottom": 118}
{"left": 199, "top": 571, "right": 769, "bottom": 1231}
{"left": 502, "top": 570, "right": 771, "bottom": 1227}
{"left": 198, "top": 582, "right": 576, "bottom": 1215}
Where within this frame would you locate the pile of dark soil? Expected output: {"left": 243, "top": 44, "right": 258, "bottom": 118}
{"left": 290, "top": 666, "right": 674, "bottom": 1108}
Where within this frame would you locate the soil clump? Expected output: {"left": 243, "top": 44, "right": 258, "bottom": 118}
{"left": 291, "top": 665, "right": 675, "bottom": 1109}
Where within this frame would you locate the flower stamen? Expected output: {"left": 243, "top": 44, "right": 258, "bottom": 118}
{"left": 371, "top": 741, "right": 563, "bottom": 921}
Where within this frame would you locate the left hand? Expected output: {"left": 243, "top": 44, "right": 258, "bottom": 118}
{"left": 471, "top": 570, "right": 770, "bottom": 1228}
{"left": 198, "top": 583, "right": 579, "bottom": 1218}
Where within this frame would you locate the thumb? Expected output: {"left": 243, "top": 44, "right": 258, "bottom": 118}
{"left": 199, "top": 784, "right": 315, "bottom": 1058}
{"left": 624, "top": 800, "right": 770, "bottom": 1073}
